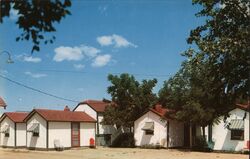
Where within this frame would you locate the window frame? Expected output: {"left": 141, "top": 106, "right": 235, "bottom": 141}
{"left": 32, "top": 132, "right": 39, "bottom": 137}
{"left": 231, "top": 129, "right": 244, "bottom": 140}
{"left": 145, "top": 130, "right": 154, "bottom": 135}
{"left": 4, "top": 132, "right": 9, "bottom": 137}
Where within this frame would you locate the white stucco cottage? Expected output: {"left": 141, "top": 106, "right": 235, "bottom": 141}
{"left": 74, "top": 100, "right": 116, "bottom": 146}
{"left": 24, "top": 107, "right": 96, "bottom": 150}
{"left": 205, "top": 103, "right": 249, "bottom": 152}
{"left": 0, "top": 112, "right": 28, "bottom": 148}
{"left": 134, "top": 105, "right": 184, "bottom": 148}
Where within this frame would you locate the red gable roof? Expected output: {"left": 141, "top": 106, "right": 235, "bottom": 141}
{"left": 149, "top": 104, "right": 174, "bottom": 119}
{"left": 77, "top": 100, "right": 111, "bottom": 112}
{"left": 236, "top": 101, "right": 250, "bottom": 111}
{"left": 0, "top": 112, "right": 29, "bottom": 123}
{"left": 0, "top": 97, "right": 7, "bottom": 109}
{"left": 25, "top": 109, "right": 96, "bottom": 122}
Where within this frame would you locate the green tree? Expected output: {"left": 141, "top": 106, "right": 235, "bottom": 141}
{"left": 102, "top": 73, "right": 157, "bottom": 129}
{"left": 0, "top": 0, "right": 71, "bottom": 52}
{"left": 188, "top": 0, "right": 250, "bottom": 102}
{"left": 159, "top": 48, "right": 237, "bottom": 138}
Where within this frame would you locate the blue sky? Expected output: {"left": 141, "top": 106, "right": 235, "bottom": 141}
{"left": 0, "top": 0, "right": 204, "bottom": 112}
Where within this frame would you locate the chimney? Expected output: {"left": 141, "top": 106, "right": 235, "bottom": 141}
{"left": 64, "top": 105, "right": 70, "bottom": 111}
{"left": 155, "top": 104, "right": 163, "bottom": 113}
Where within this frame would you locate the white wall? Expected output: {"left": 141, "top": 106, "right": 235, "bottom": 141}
{"left": 168, "top": 119, "right": 184, "bottom": 147}
{"left": 74, "top": 104, "right": 97, "bottom": 120}
{"left": 0, "top": 117, "right": 15, "bottom": 147}
{"left": 16, "top": 123, "right": 26, "bottom": 147}
{"left": 134, "top": 111, "right": 168, "bottom": 147}
{"left": 80, "top": 122, "right": 95, "bottom": 146}
{"left": 206, "top": 108, "right": 249, "bottom": 151}
{"left": 27, "top": 113, "right": 47, "bottom": 149}
{"left": 74, "top": 104, "right": 115, "bottom": 135}
{"left": 48, "top": 122, "right": 71, "bottom": 149}
{"left": 98, "top": 115, "right": 116, "bottom": 135}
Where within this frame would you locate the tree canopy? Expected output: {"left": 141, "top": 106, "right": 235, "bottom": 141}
{"left": 159, "top": 0, "right": 249, "bottom": 129}
{"left": 0, "top": 0, "right": 72, "bottom": 53}
{"left": 188, "top": 0, "right": 250, "bottom": 101}
{"left": 102, "top": 73, "right": 157, "bottom": 128}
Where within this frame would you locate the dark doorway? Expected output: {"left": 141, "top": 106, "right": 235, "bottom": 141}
{"left": 184, "top": 123, "right": 190, "bottom": 147}
{"left": 71, "top": 122, "right": 80, "bottom": 147}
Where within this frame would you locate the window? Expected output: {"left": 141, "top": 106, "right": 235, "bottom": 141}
{"left": 145, "top": 130, "right": 154, "bottom": 135}
{"left": 142, "top": 122, "right": 154, "bottom": 135}
{"left": 4, "top": 132, "right": 9, "bottom": 137}
{"left": 33, "top": 132, "right": 39, "bottom": 137}
{"left": 231, "top": 130, "right": 244, "bottom": 140}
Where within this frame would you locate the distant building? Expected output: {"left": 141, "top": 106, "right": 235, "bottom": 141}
{"left": 0, "top": 97, "right": 7, "bottom": 109}
{"left": 134, "top": 105, "right": 184, "bottom": 148}
{"left": 0, "top": 112, "right": 28, "bottom": 148}
{"left": 73, "top": 100, "right": 116, "bottom": 146}
{"left": 205, "top": 103, "right": 250, "bottom": 151}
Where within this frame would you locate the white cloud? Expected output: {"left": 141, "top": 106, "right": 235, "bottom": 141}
{"left": 80, "top": 45, "right": 101, "bottom": 57}
{"left": 73, "top": 64, "right": 85, "bottom": 70}
{"left": 97, "top": 34, "right": 137, "bottom": 48}
{"left": 53, "top": 45, "right": 100, "bottom": 62}
{"left": 91, "top": 54, "right": 111, "bottom": 67}
{"left": 53, "top": 46, "right": 84, "bottom": 62}
{"left": 97, "top": 36, "right": 113, "bottom": 46}
{"left": 23, "top": 56, "right": 42, "bottom": 63}
{"left": 24, "top": 71, "right": 47, "bottom": 78}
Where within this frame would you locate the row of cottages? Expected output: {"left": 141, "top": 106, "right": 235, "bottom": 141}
{"left": 73, "top": 100, "right": 116, "bottom": 146}
{"left": 0, "top": 106, "right": 96, "bottom": 150}
{"left": 204, "top": 103, "right": 249, "bottom": 151}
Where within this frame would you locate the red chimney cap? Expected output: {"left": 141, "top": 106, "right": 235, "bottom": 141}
{"left": 64, "top": 106, "right": 70, "bottom": 111}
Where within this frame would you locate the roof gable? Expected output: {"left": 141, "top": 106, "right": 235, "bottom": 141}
{"left": 0, "top": 112, "right": 29, "bottom": 123}
{"left": 75, "top": 100, "right": 111, "bottom": 113}
{"left": 236, "top": 103, "right": 250, "bottom": 111}
{"left": 25, "top": 109, "right": 96, "bottom": 122}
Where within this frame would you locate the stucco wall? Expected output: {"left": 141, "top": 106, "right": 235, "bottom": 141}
{"left": 0, "top": 117, "right": 15, "bottom": 147}
{"left": 16, "top": 123, "right": 26, "bottom": 147}
{"left": 74, "top": 104, "right": 97, "bottom": 120}
{"left": 98, "top": 115, "right": 116, "bottom": 135}
{"left": 27, "top": 113, "right": 47, "bottom": 149}
{"left": 80, "top": 122, "right": 95, "bottom": 146}
{"left": 134, "top": 111, "right": 168, "bottom": 147}
{"left": 48, "top": 122, "right": 71, "bottom": 148}
{"left": 74, "top": 104, "right": 115, "bottom": 135}
{"left": 206, "top": 108, "right": 249, "bottom": 151}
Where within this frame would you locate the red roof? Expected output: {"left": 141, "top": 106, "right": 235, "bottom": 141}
{"left": 0, "top": 112, "right": 29, "bottom": 123}
{"left": 77, "top": 100, "right": 111, "bottom": 112}
{"left": 236, "top": 101, "right": 250, "bottom": 111}
{"left": 149, "top": 104, "right": 174, "bottom": 119}
{"left": 25, "top": 109, "right": 96, "bottom": 122}
{"left": 0, "top": 97, "right": 7, "bottom": 109}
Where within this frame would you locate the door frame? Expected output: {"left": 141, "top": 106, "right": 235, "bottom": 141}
{"left": 71, "top": 122, "right": 80, "bottom": 147}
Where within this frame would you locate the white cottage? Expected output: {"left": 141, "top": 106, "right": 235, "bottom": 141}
{"left": 0, "top": 112, "right": 28, "bottom": 148}
{"left": 205, "top": 103, "right": 249, "bottom": 152}
{"left": 24, "top": 107, "right": 96, "bottom": 150}
{"left": 74, "top": 100, "right": 116, "bottom": 146}
{"left": 134, "top": 105, "right": 184, "bottom": 148}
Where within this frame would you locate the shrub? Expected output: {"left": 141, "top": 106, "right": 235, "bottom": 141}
{"left": 111, "top": 133, "right": 135, "bottom": 148}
